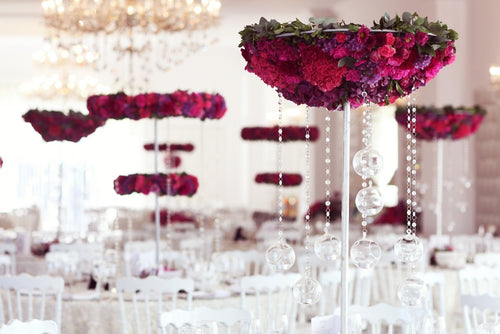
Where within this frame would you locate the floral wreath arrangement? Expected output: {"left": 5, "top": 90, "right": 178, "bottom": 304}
{"left": 395, "top": 105, "right": 486, "bottom": 140}
{"left": 0, "top": 157, "right": 3, "bottom": 169}
{"left": 113, "top": 173, "right": 198, "bottom": 196}
{"left": 255, "top": 173, "right": 302, "bottom": 186}
{"left": 150, "top": 210, "right": 196, "bottom": 226}
{"left": 241, "top": 126, "right": 320, "bottom": 142}
{"left": 87, "top": 91, "right": 227, "bottom": 120}
{"left": 143, "top": 143, "right": 195, "bottom": 152}
{"left": 240, "top": 12, "right": 457, "bottom": 110}
{"left": 306, "top": 192, "right": 342, "bottom": 222}
{"left": 22, "top": 109, "right": 105, "bottom": 142}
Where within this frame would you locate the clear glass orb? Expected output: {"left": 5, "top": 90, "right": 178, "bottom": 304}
{"left": 350, "top": 238, "right": 381, "bottom": 269}
{"left": 353, "top": 148, "right": 384, "bottom": 178}
{"left": 398, "top": 276, "right": 427, "bottom": 306}
{"left": 394, "top": 234, "right": 424, "bottom": 263}
{"left": 314, "top": 233, "right": 341, "bottom": 261}
{"left": 292, "top": 276, "right": 322, "bottom": 305}
{"left": 266, "top": 242, "right": 296, "bottom": 272}
{"left": 355, "top": 187, "right": 384, "bottom": 216}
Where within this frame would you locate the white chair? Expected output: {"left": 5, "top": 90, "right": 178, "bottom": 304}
{"left": 419, "top": 271, "right": 447, "bottom": 330}
{"left": 124, "top": 241, "right": 169, "bottom": 276}
{"left": 159, "top": 307, "right": 252, "bottom": 334}
{"left": 474, "top": 252, "right": 500, "bottom": 268}
{"left": 0, "top": 242, "right": 16, "bottom": 275}
{"left": 116, "top": 276, "right": 194, "bottom": 334}
{"left": 349, "top": 303, "right": 426, "bottom": 334}
{"left": 220, "top": 250, "right": 268, "bottom": 278}
{"left": 49, "top": 242, "right": 103, "bottom": 277}
{"left": 319, "top": 270, "right": 354, "bottom": 316}
{"left": 0, "top": 274, "right": 63, "bottom": 333}
{"left": 461, "top": 294, "right": 500, "bottom": 334}
{"left": 371, "top": 260, "right": 399, "bottom": 304}
{"left": 45, "top": 251, "right": 79, "bottom": 279}
{"left": 240, "top": 273, "right": 300, "bottom": 334}
{"left": 458, "top": 266, "right": 500, "bottom": 295}
{"left": 0, "top": 319, "right": 58, "bottom": 334}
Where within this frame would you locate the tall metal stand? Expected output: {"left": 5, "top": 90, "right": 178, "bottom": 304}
{"left": 153, "top": 118, "right": 161, "bottom": 269}
{"left": 436, "top": 139, "right": 443, "bottom": 236}
{"left": 340, "top": 101, "right": 351, "bottom": 333}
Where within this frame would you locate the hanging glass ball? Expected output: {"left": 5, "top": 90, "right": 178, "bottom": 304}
{"left": 353, "top": 148, "right": 384, "bottom": 178}
{"left": 292, "top": 276, "right": 322, "bottom": 305}
{"left": 394, "top": 234, "right": 424, "bottom": 263}
{"left": 314, "top": 233, "right": 341, "bottom": 261}
{"left": 266, "top": 242, "right": 296, "bottom": 272}
{"left": 398, "top": 277, "right": 427, "bottom": 306}
{"left": 355, "top": 187, "right": 384, "bottom": 216}
{"left": 350, "top": 238, "right": 381, "bottom": 269}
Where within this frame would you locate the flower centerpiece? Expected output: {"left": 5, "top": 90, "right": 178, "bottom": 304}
{"left": 395, "top": 105, "right": 486, "bottom": 140}
{"left": 240, "top": 12, "right": 457, "bottom": 110}
{"left": 241, "top": 126, "right": 319, "bottom": 141}
{"left": 113, "top": 173, "right": 198, "bottom": 196}
{"left": 255, "top": 172, "right": 302, "bottom": 186}
{"left": 87, "top": 91, "right": 227, "bottom": 120}
{"left": 143, "top": 143, "right": 195, "bottom": 152}
{"left": 22, "top": 109, "right": 105, "bottom": 142}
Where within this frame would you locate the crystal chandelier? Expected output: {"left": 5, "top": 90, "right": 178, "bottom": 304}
{"left": 41, "top": 0, "right": 221, "bottom": 33}
{"left": 20, "top": 73, "right": 110, "bottom": 100}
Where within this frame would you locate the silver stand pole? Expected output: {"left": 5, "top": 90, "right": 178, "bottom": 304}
{"left": 436, "top": 139, "right": 443, "bottom": 236}
{"left": 341, "top": 101, "right": 351, "bottom": 333}
{"left": 154, "top": 118, "right": 161, "bottom": 269}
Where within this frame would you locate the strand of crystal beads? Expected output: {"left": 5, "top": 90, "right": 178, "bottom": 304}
{"left": 394, "top": 92, "right": 423, "bottom": 266}
{"left": 395, "top": 92, "right": 426, "bottom": 308}
{"left": 314, "top": 110, "right": 340, "bottom": 261}
{"left": 324, "top": 112, "right": 332, "bottom": 234}
{"left": 410, "top": 94, "right": 418, "bottom": 236}
{"left": 350, "top": 92, "right": 383, "bottom": 270}
{"left": 304, "top": 107, "right": 312, "bottom": 278}
{"left": 293, "top": 106, "right": 321, "bottom": 305}
{"left": 277, "top": 95, "right": 284, "bottom": 243}
{"left": 265, "top": 92, "right": 295, "bottom": 272}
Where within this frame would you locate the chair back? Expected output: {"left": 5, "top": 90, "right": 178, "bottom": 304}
{"left": 461, "top": 294, "right": 500, "bottom": 334}
{"left": 160, "top": 307, "right": 252, "bottom": 334}
{"left": 349, "top": 303, "right": 425, "bottom": 334}
{"left": 458, "top": 267, "right": 500, "bottom": 295}
{"left": 0, "top": 274, "right": 63, "bottom": 333}
{"left": 474, "top": 252, "right": 500, "bottom": 268}
{"left": 116, "top": 276, "right": 194, "bottom": 334}
{"left": 240, "top": 273, "right": 299, "bottom": 334}
{"left": 419, "top": 271, "right": 446, "bottom": 329}
{"left": 0, "top": 319, "right": 58, "bottom": 334}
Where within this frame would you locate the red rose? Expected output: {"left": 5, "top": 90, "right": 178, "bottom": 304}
{"left": 452, "top": 123, "right": 472, "bottom": 139}
{"left": 385, "top": 33, "right": 395, "bottom": 46}
{"left": 415, "top": 31, "right": 429, "bottom": 46}
{"left": 336, "top": 33, "right": 347, "bottom": 43}
{"left": 378, "top": 45, "right": 396, "bottom": 58}
{"left": 135, "top": 94, "right": 147, "bottom": 108}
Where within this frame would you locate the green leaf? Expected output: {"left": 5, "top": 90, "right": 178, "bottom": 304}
{"left": 395, "top": 81, "right": 405, "bottom": 95}
{"left": 347, "top": 23, "right": 360, "bottom": 32}
{"left": 338, "top": 57, "right": 356, "bottom": 68}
